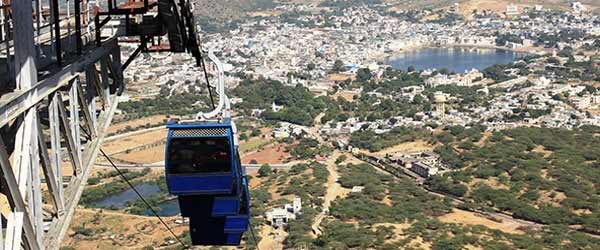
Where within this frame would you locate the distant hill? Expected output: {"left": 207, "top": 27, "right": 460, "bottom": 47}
{"left": 192, "top": 0, "right": 599, "bottom": 32}
{"left": 457, "top": 0, "right": 600, "bottom": 14}
{"left": 193, "top": 0, "right": 277, "bottom": 21}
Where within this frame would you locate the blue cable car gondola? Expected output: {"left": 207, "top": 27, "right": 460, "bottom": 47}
{"left": 165, "top": 121, "right": 239, "bottom": 196}
{"left": 165, "top": 119, "right": 250, "bottom": 246}
{"left": 165, "top": 120, "right": 250, "bottom": 245}
{"left": 163, "top": 48, "right": 250, "bottom": 246}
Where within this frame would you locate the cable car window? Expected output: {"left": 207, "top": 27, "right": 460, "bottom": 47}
{"left": 168, "top": 137, "right": 232, "bottom": 174}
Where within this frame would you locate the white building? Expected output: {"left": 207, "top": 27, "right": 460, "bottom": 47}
{"left": 272, "top": 102, "right": 283, "bottom": 112}
{"left": 272, "top": 128, "right": 291, "bottom": 138}
{"left": 572, "top": 2, "right": 587, "bottom": 14}
{"left": 265, "top": 197, "right": 302, "bottom": 228}
{"left": 506, "top": 4, "right": 519, "bottom": 16}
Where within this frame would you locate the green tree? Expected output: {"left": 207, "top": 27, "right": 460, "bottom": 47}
{"left": 332, "top": 59, "right": 345, "bottom": 73}
{"left": 258, "top": 164, "right": 272, "bottom": 177}
{"left": 335, "top": 155, "right": 348, "bottom": 164}
{"left": 356, "top": 68, "right": 372, "bottom": 82}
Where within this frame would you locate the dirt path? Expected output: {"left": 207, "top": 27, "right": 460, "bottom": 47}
{"left": 258, "top": 225, "right": 287, "bottom": 250}
{"left": 311, "top": 151, "right": 351, "bottom": 237}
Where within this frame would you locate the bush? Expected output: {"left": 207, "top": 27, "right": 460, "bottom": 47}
{"left": 258, "top": 164, "right": 272, "bottom": 177}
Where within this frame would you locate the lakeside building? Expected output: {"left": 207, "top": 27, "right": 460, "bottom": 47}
{"left": 424, "top": 70, "right": 484, "bottom": 88}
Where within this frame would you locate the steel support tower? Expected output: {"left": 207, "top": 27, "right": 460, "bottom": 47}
{"left": 0, "top": 0, "right": 199, "bottom": 249}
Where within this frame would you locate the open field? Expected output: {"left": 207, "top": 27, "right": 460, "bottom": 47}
{"left": 331, "top": 90, "right": 360, "bottom": 102}
{"left": 101, "top": 129, "right": 167, "bottom": 155}
{"left": 61, "top": 208, "right": 189, "bottom": 250}
{"left": 327, "top": 73, "right": 351, "bottom": 81}
{"left": 112, "top": 146, "right": 165, "bottom": 164}
{"left": 108, "top": 115, "right": 168, "bottom": 134}
{"left": 438, "top": 209, "right": 526, "bottom": 235}
{"left": 407, "top": 236, "right": 432, "bottom": 250}
{"left": 240, "top": 137, "right": 274, "bottom": 155}
{"left": 242, "top": 143, "right": 291, "bottom": 164}
{"left": 370, "top": 140, "right": 434, "bottom": 156}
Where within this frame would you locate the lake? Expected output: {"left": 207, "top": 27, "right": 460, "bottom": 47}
{"left": 94, "top": 183, "right": 180, "bottom": 216}
{"left": 144, "top": 199, "right": 180, "bottom": 217}
{"left": 386, "top": 47, "right": 525, "bottom": 73}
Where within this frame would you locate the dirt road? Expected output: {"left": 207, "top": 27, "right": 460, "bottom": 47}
{"left": 311, "top": 151, "right": 351, "bottom": 237}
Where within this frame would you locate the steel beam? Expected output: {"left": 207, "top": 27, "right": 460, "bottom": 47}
{"left": 68, "top": 81, "right": 83, "bottom": 173}
{"left": 36, "top": 114, "right": 65, "bottom": 215}
{"left": 0, "top": 212, "right": 2, "bottom": 250}
{"left": 76, "top": 80, "right": 97, "bottom": 138}
{"left": 49, "top": 93, "right": 66, "bottom": 213}
{"left": 44, "top": 95, "right": 120, "bottom": 250}
{"left": 50, "top": 0, "right": 62, "bottom": 64}
{"left": 4, "top": 212, "right": 23, "bottom": 250}
{"left": 10, "top": 0, "right": 44, "bottom": 249}
{"left": 0, "top": 38, "right": 119, "bottom": 129}
{"left": 0, "top": 137, "right": 41, "bottom": 250}
{"left": 55, "top": 92, "right": 82, "bottom": 175}
{"left": 0, "top": 1, "right": 130, "bottom": 250}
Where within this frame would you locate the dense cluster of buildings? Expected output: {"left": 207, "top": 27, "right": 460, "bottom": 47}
{"left": 119, "top": 2, "right": 600, "bottom": 133}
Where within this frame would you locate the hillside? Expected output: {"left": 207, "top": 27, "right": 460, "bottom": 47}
{"left": 457, "top": 0, "right": 600, "bottom": 14}
{"left": 193, "top": 0, "right": 277, "bottom": 21}
{"left": 192, "top": 0, "right": 600, "bottom": 28}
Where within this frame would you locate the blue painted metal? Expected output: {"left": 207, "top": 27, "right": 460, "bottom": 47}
{"left": 164, "top": 119, "right": 250, "bottom": 246}
{"left": 165, "top": 121, "right": 238, "bottom": 195}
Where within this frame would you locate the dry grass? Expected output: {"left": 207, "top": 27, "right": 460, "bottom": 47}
{"left": 258, "top": 225, "right": 287, "bottom": 250}
{"left": 465, "top": 244, "right": 485, "bottom": 250}
{"left": 242, "top": 143, "right": 292, "bottom": 165}
{"left": 101, "top": 129, "right": 167, "bottom": 155}
{"left": 108, "top": 115, "right": 168, "bottom": 134}
{"left": 469, "top": 177, "right": 510, "bottom": 191}
{"left": 331, "top": 90, "right": 360, "bottom": 102}
{"left": 372, "top": 140, "right": 434, "bottom": 156}
{"left": 240, "top": 137, "right": 273, "bottom": 155}
{"left": 475, "top": 131, "right": 492, "bottom": 147}
{"left": 407, "top": 236, "right": 432, "bottom": 250}
{"left": 249, "top": 10, "right": 282, "bottom": 17}
{"left": 112, "top": 146, "right": 165, "bottom": 164}
{"left": 438, "top": 209, "right": 526, "bottom": 235}
{"left": 532, "top": 145, "right": 552, "bottom": 158}
{"left": 373, "top": 222, "right": 412, "bottom": 242}
{"left": 327, "top": 73, "right": 351, "bottom": 81}
{"left": 61, "top": 208, "right": 189, "bottom": 250}
{"left": 538, "top": 190, "right": 567, "bottom": 207}
{"left": 382, "top": 194, "right": 393, "bottom": 206}
{"left": 248, "top": 173, "right": 265, "bottom": 189}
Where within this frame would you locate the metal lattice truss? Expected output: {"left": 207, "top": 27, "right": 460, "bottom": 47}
{"left": 0, "top": 2, "right": 123, "bottom": 249}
